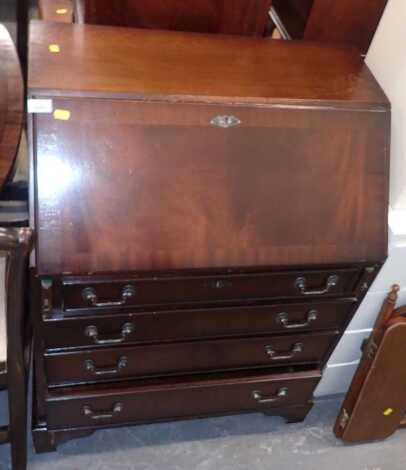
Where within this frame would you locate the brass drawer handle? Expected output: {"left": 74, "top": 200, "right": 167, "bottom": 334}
{"left": 84, "top": 322, "right": 135, "bottom": 345}
{"left": 82, "top": 402, "right": 123, "bottom": 420}
{"left": 210, "top": 115, "right": 241, "bottom": 128}
{"left": 265, "top": 342, "right": 303, "bottom": 361}
{"left": 252, "top": 387, "right": 288, "bottom": 404}
{"left": 295, "top": 275, "right": 339, "bottom": 296}
{"left": 84, "top": 356, "right": 128, "bottom": 376}
{"left": 82, "top": 285, "right": 136, "bottom": 307}
{"left": 277, "top": 310, "right": 318, "bottom": 329}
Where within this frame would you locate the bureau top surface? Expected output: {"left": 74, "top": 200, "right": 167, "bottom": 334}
{"left": 28, "top": 20, "right": 388, "bottom": 108}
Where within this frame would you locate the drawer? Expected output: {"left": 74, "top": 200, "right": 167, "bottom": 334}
{"left": 46, "top": 369, "right": 322, "bottom": 429}
{"left": 42, "top": 299, "right": 355, "bottom": 350}
{"left": 45, "top": 331, "right": 338, "bottom": 385}
{"left": 60, "top": 268, "right": 362, "bottom": 312}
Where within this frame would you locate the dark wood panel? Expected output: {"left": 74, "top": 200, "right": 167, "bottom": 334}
{"left": 338, "top": 318, "right": 406, "bottom": 442}
{"left": 33, "top": 99, "right": 389, "bottom": 275}
{"left": 60, "top": 269, "right": 361, "bottom": 311}
{"left": 42, "top": 299, "right": 356, "bottom": 350}
{"left": 334, "top": 289, "right": 406, "bottom": 443}
{"left": 46, "top": 369, "right": 321, "bottom": 428}
{"left": 28, "top": 21, "right": 388, "bottom": 106}
{"left": 33, "top": 400, "right": 314, "bottom": 452}
{"left": 305, "top": 0, "right": 388, "bottom": 54}
{"left": 45, "top": 331, "right": 338, "bottom": 385}
{"left": 271, "top": 0, "right": 387, "bottom": 54}
{"left": 38, "top": 0, "right": 74, "bottom": 23}
{"left": 74, "top": 0, "right": 272, "bottom": 36}
{"left": 271, "top": 0, "right": 314, "bottom": 38}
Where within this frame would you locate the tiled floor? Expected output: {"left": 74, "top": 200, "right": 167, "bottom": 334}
{"left": 1, "top": 393, "right": 406, "bottom": 470}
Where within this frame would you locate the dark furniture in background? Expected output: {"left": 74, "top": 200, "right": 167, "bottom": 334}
{"left": 0, "top": 24, "right": 23, "bottom": 193}
{"left": 0, "top": 22, "right": 31, "bottom": 470}
{"left": 335, "top": 286, "right": 406, "bottom": 443}
{"left": 0, "top": 0, "right": 29, "bottom": 79}
{"left": 0, "top": 18, "right": 31, "bottom": 470}
{"left": 16, "top": 0, "right": 29, "bottom": 80}
{"left": 76, "top": 0, "right": 273, "bottom": 35}
{"left": 0, "top": 228, "right": 33, "bottom": 470}
{"left": 27, "top": 21, "right": 389, "bottom": 451}
{"left": 40, "top": 0, "right": 273, "bottom": 36}
{"left": 271, "top": 0, "right": 388, "bottom": 54}
{"left": 38, "top": 0, "right": 73, "bottom": 23}
{"left": 39, "top": 0, "right": 389, "bottom": 55}
{"left": 0, "top": 23, "right": 28, "bottom": 227}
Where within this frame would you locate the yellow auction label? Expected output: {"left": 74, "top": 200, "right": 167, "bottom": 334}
{"left": 49, "top": 44, "right": 60, "bottom": 53}
{"left": 383, "top": 408, "right": 394, "bottom": 416}
{"left": 56, "top": 8, "right": 68, "bottom": 14}
{"left": 53, "top": 109, "right": 71, "bottom": 121}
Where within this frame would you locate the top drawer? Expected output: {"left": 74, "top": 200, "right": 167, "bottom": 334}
{"left": 57, "top": 268, "right": 363, "bottom": 312}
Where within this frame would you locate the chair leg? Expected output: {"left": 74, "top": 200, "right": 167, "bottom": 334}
{"left": 8, "top": 373, "right": 27, "bottom": 470}
{"left": 1, "top": 229, "right": 33, "bottom": 470}
{"left": 6, "top": 240, "right": 31, "bottom": 470}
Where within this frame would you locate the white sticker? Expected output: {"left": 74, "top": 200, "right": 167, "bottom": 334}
{"left": 27, "top": 99, "right": 53, "bottom": 114}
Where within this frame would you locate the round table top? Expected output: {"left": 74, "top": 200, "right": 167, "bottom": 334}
{"left": 0, "top": 24, "right": 23, "bottom": 191}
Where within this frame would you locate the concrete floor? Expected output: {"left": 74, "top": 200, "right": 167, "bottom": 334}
{"left": 1, "top": 392, "right": 406, "bottom": 470}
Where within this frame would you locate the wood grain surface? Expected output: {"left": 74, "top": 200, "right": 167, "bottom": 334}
{"left": 339, "top": 318, "right": 406, "bottom": 442}
{"left": 271, "top": 0, "right": 387, "bottom": 54}
{"left": 305, "top": 0, "right": 388, "bottom": 55}
{"left": 0, "top": 24, "right": 23, "bottom": 190}
{"left": 74, "top": 0, "right": 272, "bottom": 36}
{"left": 39, "top": 0, "right": 74, "bottom": 23}
{"left": 32, "top": 98, "right": 389, "bottom": 274}
{"left": 28, "top": 21, "right": 388, "bottom": 107}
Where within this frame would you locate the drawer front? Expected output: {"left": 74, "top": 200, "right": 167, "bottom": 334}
{"left": 43, "top": 299, "right": 355, "bottom": 350}
{"left": 61, "top": 268, "right": 361, "bottom": 311}
{"left": 46, "top": 369, "right": 321, "bottom": 429}
{"left": 45, "top": 331, "right": 337, "bottom": 385}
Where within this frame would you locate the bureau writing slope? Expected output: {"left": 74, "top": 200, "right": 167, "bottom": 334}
{"left": 28, "top": 21, "right": 390, "bottom": 452}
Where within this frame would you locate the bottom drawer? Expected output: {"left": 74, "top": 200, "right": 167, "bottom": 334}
{"left": 46, "top": 369, "right": 321, "bottom": 429}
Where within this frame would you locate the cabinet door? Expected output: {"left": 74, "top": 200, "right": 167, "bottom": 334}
{"left": 33, "top": 99, "right": 389, "bottom": 275}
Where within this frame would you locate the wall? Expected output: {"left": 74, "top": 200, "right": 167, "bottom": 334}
{"left": 366, "top": 0, "right": 406, "bottom": 210}
{"left": 316, "top": 0, "right": 406, "bottom": 396}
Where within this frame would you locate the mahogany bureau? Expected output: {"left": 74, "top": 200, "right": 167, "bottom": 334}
{"left": 27, "top": 21, "right": 390, "bottom": 452}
